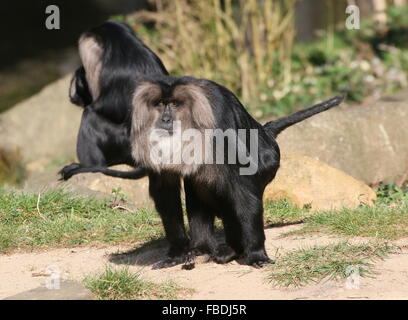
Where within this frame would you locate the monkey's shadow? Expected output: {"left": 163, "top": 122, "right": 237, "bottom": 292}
{"left": 108, "top": 222, "right": 300, "bottom": 267}
{"left": 108, "top": 229, "right": 225, "bottom": 267}
{"left": 108, "top": 237, "right": 170, "bottom": 267}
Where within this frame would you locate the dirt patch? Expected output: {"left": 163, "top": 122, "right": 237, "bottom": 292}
{"left": 1, "top": 225, "right": 407, "bottom": 300}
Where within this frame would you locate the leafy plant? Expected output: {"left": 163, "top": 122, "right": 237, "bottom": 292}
{"left": 376, "top": 182, "right": 408, "bottom": 205}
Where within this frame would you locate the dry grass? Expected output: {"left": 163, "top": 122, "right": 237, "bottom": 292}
{"left": 126, "top": 0, "right": 295, "bottom": 106}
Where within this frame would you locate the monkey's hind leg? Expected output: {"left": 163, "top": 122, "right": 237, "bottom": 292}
{"left": 233, "top": 190, "right": 274, "bottom": 268}
{"left": 214, "top": 210, "right": 241, "bottom": 264}
{"left": 149, "top": 172, "right": 190, "bottom": 269}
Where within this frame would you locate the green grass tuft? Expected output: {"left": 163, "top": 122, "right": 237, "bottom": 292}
{"left": 0, "top": 188, "right": 163, "bottom": 253}
{"left": 281, "top": 184, "right": 408, "bottom": 240}
{"left": 268, "top": 242, "right": 393, "bottom": 287}
{"left": 292, "top": 204, "right": 408, "bottom": 239}
{"left": 264, "top": 199, "right": 310, "bottom": 225}
{"left": 84, "top": 266, "right": 188, "bottom": 300}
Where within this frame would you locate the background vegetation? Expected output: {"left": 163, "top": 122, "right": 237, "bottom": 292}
{"left": 117, "top": 0, "right": 408, "bottom": 118}
{"left": 1, "top": 1, "right": 408, "bottom": 118}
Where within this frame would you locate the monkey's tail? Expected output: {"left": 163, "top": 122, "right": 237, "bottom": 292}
{"left": 264, "top": 95, "right": 345, "bottom": 138}
{"left": 59, "top": 165, "right": 146, "bottom": 181}
{"left": 91, "top": 167, "right": 147, "bottom": 179}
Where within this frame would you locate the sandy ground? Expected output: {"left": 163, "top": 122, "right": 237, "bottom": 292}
{"left": 1, "top": 225, "right": 408, "bottom": 300}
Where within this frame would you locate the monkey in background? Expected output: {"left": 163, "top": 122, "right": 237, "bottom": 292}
{"left": 131, "top": 75, "right": 344, "bottom": 269}
{"left": 59, "top": 20, "right": 168, "bottom": 181}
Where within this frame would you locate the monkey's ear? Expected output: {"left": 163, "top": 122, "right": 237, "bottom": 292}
{"left": 174, "top": 84, "right": 216, "bottom": 129}
{"left": 69, "top": 67, "right": 93, "bottom": 107}
{"left": 132, "top": 82, "right": 162, "bottom": 132}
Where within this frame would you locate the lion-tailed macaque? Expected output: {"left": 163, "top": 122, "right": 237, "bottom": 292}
{"left": 59, "top": 20, "right": 168, "bottom": 181}
{"left": 130, "top": 75, "right": 344, "bottom": 269}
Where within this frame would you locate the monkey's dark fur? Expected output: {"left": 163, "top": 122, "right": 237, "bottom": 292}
{"left": 59, "top": 20, "right": 168, "bottom": 180}
{"left": 131, "top": 75, "right": 344, "bottom": 268}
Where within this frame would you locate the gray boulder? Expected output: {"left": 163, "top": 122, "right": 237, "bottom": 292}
{"left": 277, "top": 91, "right": 408, "bottom": 184}
{"left": 3, "top": 280, "right": 93, "bottom": 300}
{"left": 0, "top": 75, "right": 81, "bottom": 169}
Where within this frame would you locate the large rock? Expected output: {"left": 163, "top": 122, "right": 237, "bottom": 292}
{"left": 0, "top": 75, "right": 81, "bottom": 169}
{"left": 276, "top": 91, "right": 408, "bottom": 185}
{"left": 264, "top": 152, "right": 376, "bottom": 211}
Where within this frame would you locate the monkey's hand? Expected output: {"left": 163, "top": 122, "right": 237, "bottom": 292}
{"left": 58, "top": 163, "right": 82, "bottom": 181}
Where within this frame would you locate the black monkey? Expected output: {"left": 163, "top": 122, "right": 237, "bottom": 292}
{"left": 59, "top": 20, "right": 168, "bottom": 180}
{"left": 131, "top": 75, "right": 344, "bottom": 268}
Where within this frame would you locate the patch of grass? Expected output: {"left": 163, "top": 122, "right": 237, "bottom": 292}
{"left": 268, "top": 242, "right": 393, "bottom": 287}
{"left": 282, "top": 185, "right": 408, "bottom": 240}
{"left": 0, "top": 189, "right": 163, "bottom": 253}
{"left": 264, "top": 199, "right": 310, "bottom": 225}
{"left": 283, "top": 205, "right": 408, "bottom": 240}
{"left": 84, "top": 266, "right": 188, "bottom": 300}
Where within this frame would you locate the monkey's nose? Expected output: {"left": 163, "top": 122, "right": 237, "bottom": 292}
{"left": 162, "top": 115, "right": 172, "bottom": 123}
{"left": 159, "top": 119, "right": 173, "bottom": 132}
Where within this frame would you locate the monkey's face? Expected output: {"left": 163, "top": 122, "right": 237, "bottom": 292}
{"left": 132, "top": 82, "right": 214, "bottom": 135}
{"left": 131, "top": 81, "right": 216, "bottom": 176}
{"left": 152, "top": 100, "right": 185, "bottom": 134}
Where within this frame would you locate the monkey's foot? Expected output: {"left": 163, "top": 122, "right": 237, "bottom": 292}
{"left": 152, "top": 255, "right": 190, "bottom": 270}
{"left": 213, "top": 243, "right": 237, "bottom": 264}
{"left": 58, "top": 163, "right": 81, "bottom": 181}
{"left": 181, "top": 251, "right": 196, "bottom": 270}
{"left": 244, "top": 251, "right": 275, "bottom": 268}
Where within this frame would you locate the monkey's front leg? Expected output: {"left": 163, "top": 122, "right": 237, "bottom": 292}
{"left": 184, "top": 177, "right": 237, "bottom": 265}
{"left": 184, "top": 177, "right": 218, "bottom": 256}
{"left": 148, "top": 172, "right": 190, "bottom": 269}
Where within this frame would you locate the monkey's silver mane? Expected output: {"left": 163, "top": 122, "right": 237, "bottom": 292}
{"left": 78, "top": 35, "right": 103, "bottom": 100}
{"left": 130, "top": 80, "right": 218, "bottom": 181}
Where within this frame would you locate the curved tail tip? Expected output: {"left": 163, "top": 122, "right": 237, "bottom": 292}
{"left": 338, "top": 91, "right": 348, "bottom": 102}
{"left": 331, "top": 95, "right": 346, "bottom": 106}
